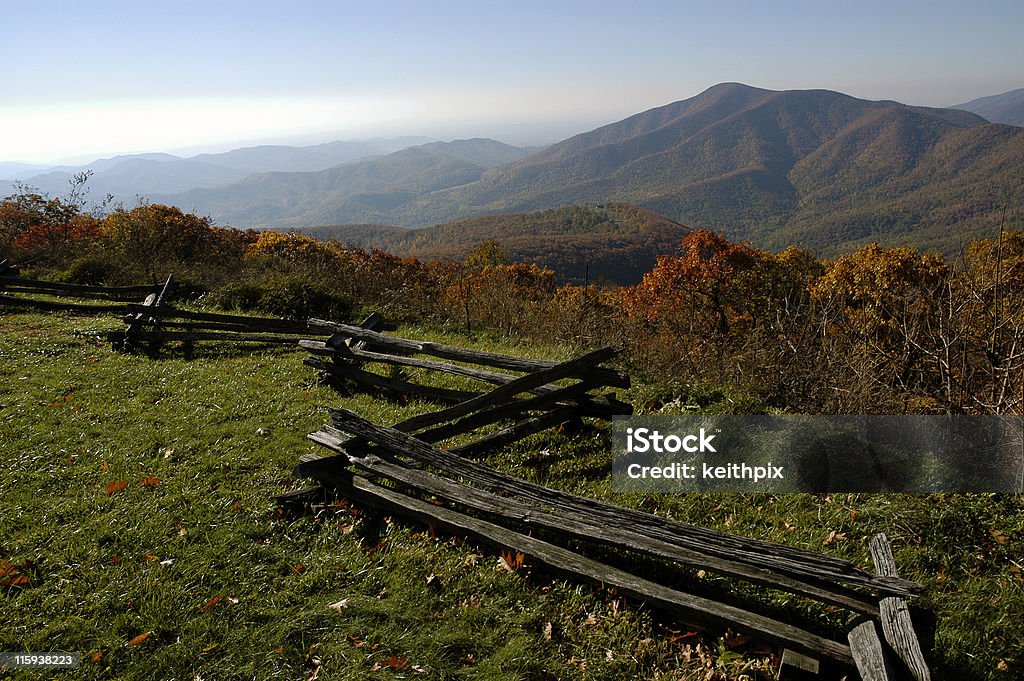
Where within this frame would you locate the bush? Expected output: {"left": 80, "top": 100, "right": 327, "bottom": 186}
{"left": 58, "top": 255, "right": 123, "bottom": 285}
{"left": 210, "top": 275, "right": 350, "bottom": 320}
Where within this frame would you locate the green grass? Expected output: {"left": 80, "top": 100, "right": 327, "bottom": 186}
{"left": 1, "top": 308, "right": 1022, "bottom": 680}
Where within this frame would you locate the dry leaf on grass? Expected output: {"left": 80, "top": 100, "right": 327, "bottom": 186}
{"left": 824, "top": 530, "right": 847, "bottom": 545}
{"left": 105, "top": 479, "right": 128, "bottom": 496}
{"left": 327, "top": 598, "right": 351, "bottom": 612}
{"left": 126, "top": 631, "right": 152, "bottom": 647}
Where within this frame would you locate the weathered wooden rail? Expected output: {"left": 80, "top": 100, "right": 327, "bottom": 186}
{"left": 108, "top": 292, "right": 335, "bottom": 353}
{"left": 286, "top": 329, "right": 932, "bottom": 678}
{"left": 0, "top": 268, "right": 166, "bottom": 315}
{"left": 300, "top": 321, "right": 632, "bottom": 455}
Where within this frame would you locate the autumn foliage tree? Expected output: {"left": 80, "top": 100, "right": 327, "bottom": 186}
{"left": 101, "top": 204, "right": 214, "bottom": 280}
{"left": 952, "top": 230, "right": 1024, "bottom": 413}
{"left": 0, "top": 182, "right": 101, "bottom": 267}
{"left": 442, "top": 241, "right": 557, "bottom": 334}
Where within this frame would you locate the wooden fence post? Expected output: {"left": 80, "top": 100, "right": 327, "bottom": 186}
{"left": 870, "top": 534, "right": 932, "bottom": 681}
{"left": 121, "top": 273, "right": 174, "bottom": 352}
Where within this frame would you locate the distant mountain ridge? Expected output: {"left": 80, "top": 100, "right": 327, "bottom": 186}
{"left": 5, "top": 84, "right": 1023, "bottom": 257}
{"left": 159, "top": 139, "right": 536, "bottom": 227}
{"left": 153, "top": 83, "right": 1024, "bottom": 255}
{"left": 952, "top": 88, "right": 1024, "bottom": 126}
{"left": 0, "top": 137, "right": 435, "bottom": 202}
{"left": 434, "top": 83, "right": 1015, "bottom": 253}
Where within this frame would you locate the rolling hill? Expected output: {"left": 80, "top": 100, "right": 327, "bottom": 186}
{"left": 293, "top": 203, "right": 691, "bottom": 284}
{"left": 952, "top": 88, "right": 1024, "bottom": 126}
{"left": 160, "top": 139, "right": 535, "bottom": 228}
{"left": 0, "top": 137, "right": 434, "bottom": 202}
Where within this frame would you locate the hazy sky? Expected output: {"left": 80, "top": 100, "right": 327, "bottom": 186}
{"left": 3, "top": 0, "right": 1023, "bottom": 164}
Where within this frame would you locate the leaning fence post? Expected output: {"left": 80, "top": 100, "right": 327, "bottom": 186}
{"left": 869, "top": 533, "right": 932, "bottom": 681}
{"left": 119, "top": 273, "right": 174, "bottom": 352}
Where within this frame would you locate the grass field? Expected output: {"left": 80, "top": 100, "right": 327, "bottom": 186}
{"left": 1, "top": 308, "right": 1022, "bottom": 680}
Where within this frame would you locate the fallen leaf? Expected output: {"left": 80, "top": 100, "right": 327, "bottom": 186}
{"left": 667, "top": 631, "right": 700, "bottom": 644}
{"left": 292, "top": 563, "right": 304, "bottom": 574}
{"left": 105, "top": 479, "right": 128, "bottom": 496}
{"left": 463, "top": 553, "right": 482, "bottom": 567}
{"left": 997, "top": 660, "right": 1009, "bottom": 672}
{"left": 140, "top": 476, "right": 160, "bottom": 489}
{"left": 111, "top": 553, "right": 121, "bottom": 566}
{"left": 990, "top": 529, "right": 1009, "bottom": 544}
{"left": 144, "top": 554, "right": 160, "bottom": 562}
{"left": 584, "top": 614, "right": 599, "bottom": 626}
{"left": 0, "top": 574, "right": 29, "bottom": 587}
{"left": 379, "top": 654, "right": 408, "bottom": 669}
{"left": 202, "top": 643, "right": 219, "bottom": 653}
{"left": 203, "top": 595, "right": 223, "bottom": 612}
{"left": 824, "top": 530, "right": 848, "bottom": 545}
{"left": 89, "top": 651, "right": 104, "bottom": 664}
{"left": 327, "top": 598, "right": 351, "bottom": 612}
{"left": 100, "top": 461, "right": 110, "bottom": 471}
{"left": 0, "top": 560, "right": 29, "bottom": 587}
{"left": 460, "top": 655, "right": 477, "bottom": 665}
{"left": 501, "top": 550, "right": 525, "bottom": 569}
{"left": 126, "top": 631, "right": 152, "bottom": 647}
{"left": 271, "top": 646, "right": 284, "bottom": 654}
{"left": 542, "top": 621, "right": 554, "bottom": 641}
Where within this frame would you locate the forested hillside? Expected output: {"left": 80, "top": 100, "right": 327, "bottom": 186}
{"left": 294, "top": 203, "right": 691, "bottom": 284}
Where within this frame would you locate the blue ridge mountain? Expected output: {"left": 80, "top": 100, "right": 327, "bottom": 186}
{"left": 158, "top": 84, "right": 1023, "bottom": 256}
{"left": 951, "top": 88, "right": 1024, "bottom": 126}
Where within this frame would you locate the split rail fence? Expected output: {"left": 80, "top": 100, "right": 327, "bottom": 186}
{"left": 287, "top": 321, "right": 932, "bottom": 680}
{"left": 0, "top": 262, "right": 165, "bottom": 315}
{"left": 2, "top": 265, "right": 933, "bottom": 678}
{"left": 0, "top": 267, "right": 331, "bottom": 353}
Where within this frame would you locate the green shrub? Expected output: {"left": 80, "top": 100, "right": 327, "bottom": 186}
{"left": 58, "top": 254, "right": 124, "bottom": 285}
{"left": 210, "top": 275, "right": 350, "bottom": 320}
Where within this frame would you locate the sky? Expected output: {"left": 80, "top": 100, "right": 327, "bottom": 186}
{"left": 3, "top": 0, "right": 1023, "bottom": 165}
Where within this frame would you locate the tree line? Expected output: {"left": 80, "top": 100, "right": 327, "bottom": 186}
{"left": 2, "top": 185, "right": 1020, "bottom": 416}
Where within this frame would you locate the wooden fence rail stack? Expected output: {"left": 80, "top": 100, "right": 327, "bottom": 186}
{"left": 0, "top": 268, "right": 166, "bottom": 315}
{"left": 287, "top": 327, "right": 933, "bottom": 679}
{"left": 108, "top": 305, "right": 325, "bottom": 352}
